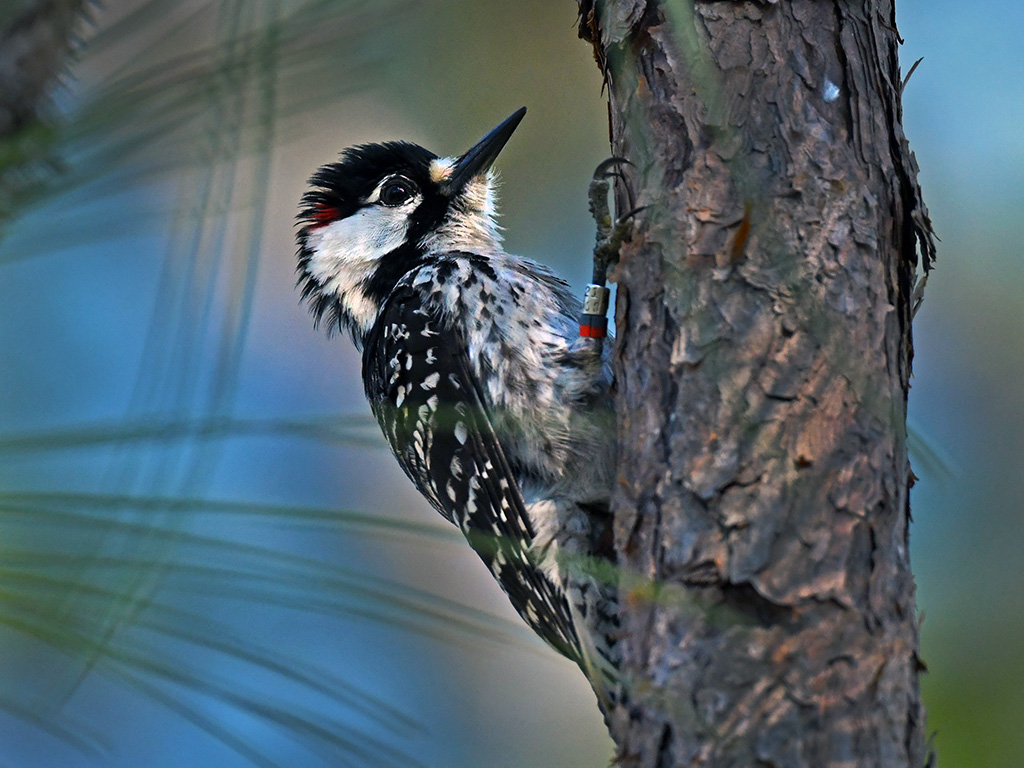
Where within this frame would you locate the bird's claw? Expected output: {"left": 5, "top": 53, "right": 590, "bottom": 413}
{"left": 588, "top": 158, "right": 640, "bottom": 285}
{"left": 592, "top": 156, "right": 632, "bottom": 181}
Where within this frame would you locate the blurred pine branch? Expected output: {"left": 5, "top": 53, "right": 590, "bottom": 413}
{"left": 0, "top": 0, "right": 87, "bottom": 233}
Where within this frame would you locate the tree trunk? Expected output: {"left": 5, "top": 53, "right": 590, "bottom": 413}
{"left": 577, "top": 1, "right": 935, "bottom": 766}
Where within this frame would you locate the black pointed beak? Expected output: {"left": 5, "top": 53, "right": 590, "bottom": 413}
{"left": 445, "top": 107, "right": 526, "bottom": 194}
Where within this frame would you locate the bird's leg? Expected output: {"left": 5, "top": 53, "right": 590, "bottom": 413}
{"left": 588, "top": 157, "right": 628, "bottom": 283}
{"left": 580, "top": 158, "right": 640, "bottom": 340}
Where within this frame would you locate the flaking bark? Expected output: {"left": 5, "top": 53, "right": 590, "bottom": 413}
{"left": 577, "top": 1, "right": 935, "bottom": 766}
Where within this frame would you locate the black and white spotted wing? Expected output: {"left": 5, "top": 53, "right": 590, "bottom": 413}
{"left": 362, "top": 284, "right": 583, "bottom": 663}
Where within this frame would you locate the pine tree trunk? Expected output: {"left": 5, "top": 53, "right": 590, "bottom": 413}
{"left": 577, "top": 1, "right": 935, "bottom": 766}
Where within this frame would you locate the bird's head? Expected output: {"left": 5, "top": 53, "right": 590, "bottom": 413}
{"left": 297, "top": 107, "right": 526, "bottom": 342}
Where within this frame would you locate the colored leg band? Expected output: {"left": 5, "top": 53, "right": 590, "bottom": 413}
{"left": 580, "top": 315, "right": 608, "bottom": 338}
{"left": 580, "top": 284, "right": 611, "bottom": 339}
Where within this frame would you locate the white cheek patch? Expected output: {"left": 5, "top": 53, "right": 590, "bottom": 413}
{"left": 305, "top": 204, "right": 414, "bottom": 332}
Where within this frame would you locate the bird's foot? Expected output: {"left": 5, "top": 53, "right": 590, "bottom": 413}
{"left": 580, "top": 159, "right": 642, "bottom": 339}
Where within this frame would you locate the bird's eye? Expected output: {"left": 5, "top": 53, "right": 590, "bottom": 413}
{"left": 379, "top": 177, "right": 416, "bottom": 207}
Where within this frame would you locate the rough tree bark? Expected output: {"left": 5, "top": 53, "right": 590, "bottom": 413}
{"left": 577, "top": 1, "right": 935, "bottom": 766}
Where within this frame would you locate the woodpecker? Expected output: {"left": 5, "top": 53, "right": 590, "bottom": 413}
{"left": 295, "top": 108, "right": 619, "bottom": 703}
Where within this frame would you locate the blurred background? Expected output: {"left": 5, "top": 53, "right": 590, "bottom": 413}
{"left": 0, "top": 0, "right": 1018, "bottom": 766}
